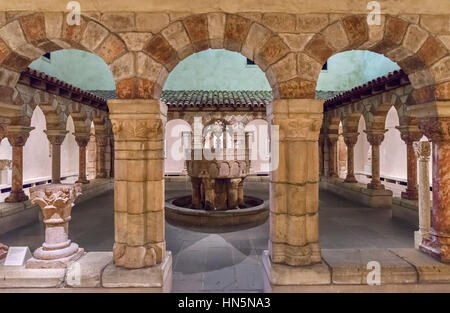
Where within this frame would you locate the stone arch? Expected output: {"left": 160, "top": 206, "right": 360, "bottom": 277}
{"left": 302, "top": 14, "right": 449, "bottom": 105}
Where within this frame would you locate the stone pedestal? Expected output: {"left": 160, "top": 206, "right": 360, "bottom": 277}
{"left": 343, "top": 133, "right": 358, "bottom": 183}
{"left": 108, "top": 99, "right": 167, "bottom": 269}
{"left": 267, "top": 98, "right": 323, "bottom": 267}
{"left": 26, "top": 183, "right": 84, "bottom": 268}
{"left": 365, "top": 130, "right": 387, "bottom": 190}
{"left": 5, "top": 126, "right": 34, "bottom": 203}
{"left": 413, "top": 141, "right": 431, "bottom": 249}
{"left": 74, "top": 133, "right": 90, "bottom": 184}
{"left": 45, "top": 129, "right": 68, "bottom": 184}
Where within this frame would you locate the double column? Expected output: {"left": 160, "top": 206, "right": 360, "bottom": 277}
{"left": 397, "top": 127, "right": 422, "bottom": 200}
{"left": 44, "top": 129, "right": 68, "bottom": 184}
{"left": 364, "top": 129, "right": 387, "bottom": 190}
{"left": 268, "top": 99, "right": 323, "bottom": 266}
{"left": 74, "top": 133, "right": 90, "bottom": 184}
{"left": 342, "top": 133, "right": 358, "bottom": 183}
{"left": 108, "top": 99, "right": 166, "bottom": 269}
{"left": 5, "top": 126, "right": 34, "bottom": 203}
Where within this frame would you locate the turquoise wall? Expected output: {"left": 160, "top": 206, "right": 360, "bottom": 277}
{"left": 29, "top": 49, "right": 115, "bottom": 90}
{"left": 29, "top": 49, "right": 400, "bottom": 93}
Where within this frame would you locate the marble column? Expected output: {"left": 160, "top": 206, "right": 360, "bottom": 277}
{"left": 95, "top": 135, "right": 108, "bottom": 179}
{"left": 318, "top": 135, "right": 325, "bottom": 176}
{"left": 5, "top": 126, "right": 34, "bottom": 203}
{"left": 343, "top": 133, "right": 358, "bottom": 183}
{"left": 74, "top": 133, "right": 90, "bottom": 184}
{"left": 365, "top": 130, "right": 387, "bottom": 190}
{"left": 413, "top": 141, "right": 431, "bottom": 250}
{"left": 268, "top": 99, "right": 323, "bottom": 266}
{"left": 397, "top": 127, "right": 422, "bottom": 200}
{"left": 26, "top": 183, "right": 84, "bottom": 268}
{"left": 45, "top": 129, "right": 68, "bottom": 184}
{"left": 108, "top": 99, "right": 166, "bottom": 269}
{"left": 327, "top": 134, "right": 338, "bottom": 178}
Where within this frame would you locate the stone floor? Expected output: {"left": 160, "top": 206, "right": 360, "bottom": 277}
{"left": 0, "top": 181, "right": 416, "bottom": 292}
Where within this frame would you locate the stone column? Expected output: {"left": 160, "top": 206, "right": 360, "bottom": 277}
{"left": 95, "top": 135, "right": 108, "bottom": 179}
{"left": 181, "top": 131, "right": 191, "bottom": 175}
{"left": 26, "top": 183, "right": 84, "bottom": 268}
{"left": 327, "top": 134, "right": 338, "bottom": 178}
{"left": 44, "top": 129, "right": 68, "bottom": 184}
{"left": 397, "top": 127, "right": 422, "bottom": 200}
{"left": 343, "top": 133, "right": 358, "bottom": 183}
{"left": 365, "top": 130, "right": 387, "bottom": 190}
{"left": 191, "top": 177, "right": 202, "bottom": 209}
{"left": 109, "top": 136, "right": 115, "bottom": 178}
{"left": 108, "top": 99, "right": 166, "bottom": 269}
{"left": 268, "top": 99, "right": 323, "bottom": 266}
{"left": 238, "top": 178, "right": 245, "bottom": 207}
{"left": 74, "top": 133, "right": 90, "bottom": 184}
{"left": 318, "top": 135, "right": 324, "bottom": 176}
{"left": 227, "top": 178, "right": 240, "bottom": 209}
{"left": 5, "top": 126, "right": 34, "bottom": 203}
{"left": 413, "top": 141, "right": 431, "bottom": 249}
{"left": 203, "top": 178, "right": 215, "bottom": 210}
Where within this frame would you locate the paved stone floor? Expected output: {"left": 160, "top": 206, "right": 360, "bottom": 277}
{"left": 0, "top": 181, "right": 415, "bottom": 292}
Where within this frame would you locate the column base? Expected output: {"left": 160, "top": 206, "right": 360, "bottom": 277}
{"left": 26, "top": 248, "right": 84, "bottom": 269}
{"left": 102, "top": 251, "right": 172, "bottom": 291}
{"left": 261, "top": 250, "right": 331, "bottom": 291}
{"left": 344, "top": 175, "right": 357, "bottom": 183}
{"left": 5, "top": 190, "right": 29, "bottom": 203}
{"left": 401, "top": 189, "right": 418, "bottom": 201}
{"left": 367, "top": 181, "right": 385, "bottom": 190}
{"left": 414, "top": 230, "right": 429, "bottom": 250}
{"left": 76, "top": 178, "right": 90, "bottom": 184}
{"left": 420, "top": 236, "right": 450, "bottom": 263}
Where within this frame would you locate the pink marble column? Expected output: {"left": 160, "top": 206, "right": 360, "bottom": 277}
{"left": 5, "top": 126, "right": 34, "bottom": 203}
{"left": 74, "top": 133, "right": 90, "bottom": 184}
{"left": 45, "top": 129, "right": 68, "bottom": 184}
{"left": 95, "top": 135, "right": 108, "bottom": 178}
{"left": 365, "top": 130, "right": 387, "bottom": 190}
{"left": 397, "top": 128, "right": 422, "bottom": 200}
{"left": 327, "top": 134, "right": 338, "bottom": 178}
{"left": 26, "top": 183, "right": 84, "bottom": 268}
{"left": 418, "top": 117, "right": 450, "bottom": 262}
{"left": 343, "top": 133, "right": 358, "bottom": 183}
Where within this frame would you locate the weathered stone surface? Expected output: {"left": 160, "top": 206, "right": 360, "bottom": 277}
{"left": 144, "top": 34, "right": 178, "bottom": 71}
{"left": 66, "top": 252, "right": 112, "bottom": 288}
{"left": 101, "top": 13, "right": 135, "bottom": 32}
{"left": 95, "top": 34, "right": 126, "bottom": 64}
{"left": 262, "top": 250, "right": 330, "bottom": 285}
{"left": 110, "top": 52, "right": 135, "bottom": 81}
{"left": 80, "top": 21, "right": 109, "bottom": 51}
{"left": 261, "top": 13, "right": 296, "bottom": 33}
{"left": 436, "top": 81, "right": 450, "bottom": 100}
{"left": 62, "top": 16, "right": 86, "bottom": 45}
{"left": 417, "top": 36, "right": 447, "bottom": 66}
{"left": 102, "top": 252, "right": 172, "bottom": 289}
{"left": 183, "top": 14, "right": 209, "bottom": 52}
{"left": 161, "top": 21, "right": 192, "bottom": 60}
{"left": 403, "top": 24, "right": 429, "bottom": 53}
{"left": 269, "top": 53, "right": 297, "bottom": 83}
{"left": 44, "top": 12, "right": 63, "bottom": 39}
{"left": 408, "top": 69, "right": 434, "bottom": 89}
{"left": 390, "top": 248, "right": 450, "bottom": 283}
{"left": 430, "top": 56, "right": 450, "bottom": 84}
{"left": 420, "top": 15, "right": 450, "bottom": 35}
{"left": 241, "top": 22, "right": 272, "bottom": 61}
{"left": 322, "top": 21, "right": 349, "bottom": 51}
{"left": 373, "top": 16, "right": 409, "bottom": 54}
{"left": 20, "top": 13, "right": 46, "bottom": 44}
{"left": 279, "top": 33, "right": 313, "bottom": 52}
{"left": 254, "top": 36, "right": 290, "bottom": 71}
{"left": 278, "top": 78, "right": 316, "bottom": 99}
{"left": 0, "top": 243, "right": 7, "bottom": 260}
{"left": 136, "top": 13, "right": 169, "bottom": 33}
{"left": 296, "top": 14, "right": 329, "bottom": 33}
{"left": 207, "top": 13, "right": 225, "bottom": 49}
{"left": 224, "top": 14, "right": 252, "bottom": 52}
{"left": 0, "top": 262, "right": 65, "bottom": 287}
{"left": 0, "top": 20, "right": 27, "bottom": 50}
{"left": 119, "top": 32, "right": 152, "bottom": 51}
{"left": 304, "top": 34, "right": 335, "bottom": 64}
{"left": 322, "top": 249, "right": 363, "bottom": 284}
{"left": 297, "top": 53, "right": 324, "bottom": 82}
{"left": 136, "top": 52, "right": 164, "bottom": 81}
{"left": 438, "top": 35, "right": 450, "bottom": 50}
{"left": 341, "top": 15, "right": 368, "bottom": 48}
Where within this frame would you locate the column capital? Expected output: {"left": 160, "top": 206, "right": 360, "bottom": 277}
{"left": 73, "top": 132, "right": 90, "bottom": 147}
{"left": 6, "top": 125, "right": 34, "bottom": 146}
{"left": 342, "top": 132, "right": 359, "bottom": 146}
{"left": 418, "top": 117, "right": 450, "bottom": 143}
{"left": 413, "top": 141, "right": 431, "bottom": 161}
{"left": 364, "top": 129, "right": 387, "bottom": 146}
{"left": 396, "top": 126, "right": 422, "bottom": 144}
{"left": 95, "top": 134, "right": 109, "bottom": 146}
{"left": 44, "top": 129, "right": 68, "bottom": 145}
{"left": 327, "top": 133, "right": 339, "bottom": 143}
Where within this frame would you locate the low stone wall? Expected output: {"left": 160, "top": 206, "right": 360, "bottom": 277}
{"left": 0, "top": 179, "right": 114, "bottom": 235}
{"left": 319, "top": 177, "right": 393, "bottom": 209}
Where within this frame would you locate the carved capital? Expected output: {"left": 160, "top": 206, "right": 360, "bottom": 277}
{"left": 95, "top": 135, "right": 109, "bottom": 147}
{"left": 418, "top": 117, "right": 450, "bottom": 143}
{"left": 111, "top": 118, "right": 163, "bottom": 141}
{"left": 413, "top": 141, "right": 431, "bottom": 161}
{"left": 44, "top": 130, "right": 68, "bottom": 146}
{"left": 396, "top": 126, "right": 422, "bottom": 145}
{"left": 6, "top": 125, "right": 34, "bottom": 147}
{"left": 73, "top": 133, "right": 90, "bottom": 147}
{"left": 327, "top": 134, "right": 339, "bottom": 144}
{"left": 364, "top": 130, "right": 387, "bottom": 146}
{"left": 274, "top": 116, "right": 322, "bottom": 141}
{"left": 343, "top": 133, "right": 359, "bottom": 146}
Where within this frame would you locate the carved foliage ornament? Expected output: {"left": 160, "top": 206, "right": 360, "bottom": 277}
{"left": 278, "top": 117, "right": 322, "bottom": 140}
{"left": 413, "top": 141, "right": 431, "bottom": 160}
{"left": 111, "top": 119, "right": 163, "bottom": 139}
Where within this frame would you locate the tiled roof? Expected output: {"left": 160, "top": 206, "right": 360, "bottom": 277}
{"left": 87, "top": 90, "right": 117, "bottom": 100}
{"left": 19, "top": 68, "right": 108, "bottom": 111}
{"left": 323, "top": 70, "right": 410, "bottom": 111}
{"left": 161, "top": 90, "right": 272, "bottom": 110}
